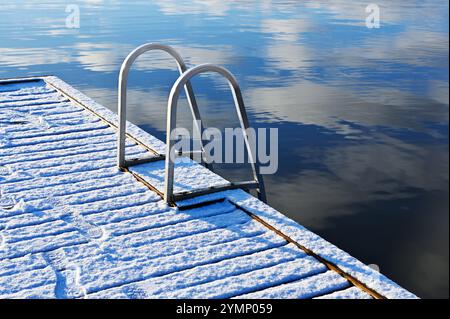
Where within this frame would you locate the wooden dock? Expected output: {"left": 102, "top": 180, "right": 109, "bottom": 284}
{"left": 0, "top": 76, "right": 417, "bottom": 299}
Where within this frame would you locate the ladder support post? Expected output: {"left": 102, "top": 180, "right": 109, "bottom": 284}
{"left": 164, "top": 87, "right": 179, "bottom": 204}
{"left": 228, "top": 81, "right": 267, "bottom": 203}
{"left": 117, "top": 56, "right": 130, "bottom": 168}
{"left": 183, "top": 80, "right": 209, "bottom": 166}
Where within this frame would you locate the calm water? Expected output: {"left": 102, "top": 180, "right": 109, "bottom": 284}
{"left": 0, "top": 1, "right": 448, "bottom": 298}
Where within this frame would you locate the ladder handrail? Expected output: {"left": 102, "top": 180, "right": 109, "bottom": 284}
{"left": 164, "top": 63, "right": 266, "bottom": 204}
{"left": 117, "top": 43, "right": 206, "bottom": 168}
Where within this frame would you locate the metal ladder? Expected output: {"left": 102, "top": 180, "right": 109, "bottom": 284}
{"left": 117, "top": 44, "right": 266, "bottom": 205}
{"left": 117, "top": 43, "right": 207, "bottom": 168}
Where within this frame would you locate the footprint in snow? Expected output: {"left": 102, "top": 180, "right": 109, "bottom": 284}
{"left": 0, "top": 110, "right": 49, "bottom": 130}
{"left": 0, "top": 165, "right": 10, "bottom": 176}
{"left": 0, "top": 196, "right": 39, "bottom": 216}
{"left": 61, "top": 211, "right": 108, "bottom": 244}
{"left": 0, "top": 169, "right": 34, "bottom": 185}
{"left": 0, "top": 190, "right": 16, "bottom": 210}
{"left": 0, "top": 135, "right": 10, "bottom": 148}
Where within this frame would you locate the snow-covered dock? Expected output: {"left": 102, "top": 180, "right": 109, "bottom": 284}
{"left": 0, "top": 76, "right": 417, "bottom": 299}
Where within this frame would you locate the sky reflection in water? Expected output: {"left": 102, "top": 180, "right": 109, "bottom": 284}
{"left": 0, "top": 0, "right": 448, "bottom": 298}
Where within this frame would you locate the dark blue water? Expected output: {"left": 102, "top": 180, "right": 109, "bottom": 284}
{"left": 0, "top": 0, "right": 448, "bottom": 298}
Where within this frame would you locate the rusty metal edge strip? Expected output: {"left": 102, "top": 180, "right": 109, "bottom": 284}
{"left": 44, "top": 79, "right": 160, "bottom": 157}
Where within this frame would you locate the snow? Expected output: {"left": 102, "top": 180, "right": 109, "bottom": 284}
{"left": 89, "top": 243, "right": 307, "bottom": 299}
{"left": 129, "top": 159, "right": 229, "bottom": 195}
{"left": 165, "top": 257, "right": 329, "bottom": 299}
{"left": 238, "top": 270, "right": 350, "bottom": 299}
{"left": 315, "top": 286, "right": 373, "bottom": 299}
{"left": 176, "top": 189, "right": 419, "bottom": 299}
{"left": 0, "top": 266, "right": 57, "bottom": 296}
{"left": 0, "top": 77, "right": 417, "bottom": 299}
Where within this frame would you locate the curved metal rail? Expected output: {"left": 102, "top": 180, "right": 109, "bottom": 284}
{"left": 164, "top": 64, "right": 266, "bottom": 204}
{"left": 117, "top": 43, "right": 206, "bottom": 168}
